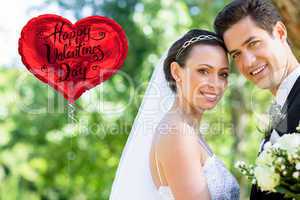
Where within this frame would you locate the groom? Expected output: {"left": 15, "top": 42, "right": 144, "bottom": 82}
{"left": 214, "top": 0, "right": 300, "bottom": 199}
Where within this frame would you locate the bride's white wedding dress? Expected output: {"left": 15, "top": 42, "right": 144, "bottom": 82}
{"left": 155, "top": 137, "right": 240, "bottom": 200}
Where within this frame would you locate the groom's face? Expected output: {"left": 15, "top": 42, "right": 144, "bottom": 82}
{"left": 223, "top": 16, "right": 288, "bottom": 91}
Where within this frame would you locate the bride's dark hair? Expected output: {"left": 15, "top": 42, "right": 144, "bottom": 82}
{"left": 163, "top": 29, "right": 226, "bottom": 93}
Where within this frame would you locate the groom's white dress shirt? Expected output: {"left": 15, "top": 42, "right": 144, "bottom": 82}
{"left": 260, "top": 66, "right": 300, "bottom": 151}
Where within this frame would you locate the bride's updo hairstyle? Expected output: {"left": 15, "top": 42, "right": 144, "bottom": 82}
{"left": 163, "top": 29, "right": 226, "bottom": 93}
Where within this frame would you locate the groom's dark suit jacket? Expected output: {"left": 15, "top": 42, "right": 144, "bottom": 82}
{"left": 250, "top": 76, "right": 300, "bottom": 200}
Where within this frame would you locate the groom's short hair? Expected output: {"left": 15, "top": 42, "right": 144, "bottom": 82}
{"left": 214, "top": 0, "right": 282, "bottom": 38}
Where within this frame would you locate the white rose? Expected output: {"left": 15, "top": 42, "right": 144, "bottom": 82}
{"left": 256, "top": 150, "right": 274, "bottom": 166}
{"left": 254, "top": 166, "right": 280, "bottom": 192}
{"left": 274, "top": 134, "right": 300, "bottom": 154}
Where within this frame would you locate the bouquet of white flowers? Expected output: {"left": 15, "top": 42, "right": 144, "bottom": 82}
{"left": 236, "top": 124, "right": 300, "bottom": 199}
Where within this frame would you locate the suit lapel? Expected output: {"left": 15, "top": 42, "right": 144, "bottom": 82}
{"left": 275, "top": 75, "right": 300, "bottom": 135}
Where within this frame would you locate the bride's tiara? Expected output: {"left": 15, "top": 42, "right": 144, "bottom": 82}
{"left": 176, "top": 35, "right": 224, "bottom": 60}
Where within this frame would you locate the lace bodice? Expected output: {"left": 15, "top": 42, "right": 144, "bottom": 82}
{"left": 156, "top": 139, "right": 240, "bottom": 200}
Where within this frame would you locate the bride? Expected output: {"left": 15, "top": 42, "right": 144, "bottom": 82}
{"left": 109, "top": 29, "right": 240, "bottom": 200}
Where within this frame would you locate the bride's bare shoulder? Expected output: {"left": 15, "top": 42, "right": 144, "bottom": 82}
{"left": 155, "top": 113, "right": 196, "bottom": 136}
{"left": 154, "top": 114, "right": 199, "bottom": 152}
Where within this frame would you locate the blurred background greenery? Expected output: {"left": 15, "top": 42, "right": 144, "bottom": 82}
{"left": 1, "top": 0, "right": 299, "bottom": 199}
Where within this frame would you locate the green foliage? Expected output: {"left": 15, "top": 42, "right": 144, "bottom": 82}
{"left": 0, "top": 0, "right": 274, "bottom": 199}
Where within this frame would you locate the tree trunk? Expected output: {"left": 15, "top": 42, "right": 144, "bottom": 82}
{"left": 272, "top": 0, "right": 300, "bottom": 59}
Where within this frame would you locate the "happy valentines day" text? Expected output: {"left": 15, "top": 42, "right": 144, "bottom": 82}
{"left": 42, "top": 22, "right": 106, "bottom": 81}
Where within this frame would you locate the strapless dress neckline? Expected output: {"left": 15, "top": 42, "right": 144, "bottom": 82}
{"left": 157, "top": 154, "right": 240, "bottom": 200}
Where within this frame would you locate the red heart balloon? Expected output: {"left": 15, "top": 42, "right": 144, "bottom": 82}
{"left": 19, "top": 14, "right": 128, "bottom": 103}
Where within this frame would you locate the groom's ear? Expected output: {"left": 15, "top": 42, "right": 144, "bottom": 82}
{"left": 170, "top": 61, "right": 182, "bottom": 82}
{"left": 272, "top": 21, "right": 287, "bottom": 43}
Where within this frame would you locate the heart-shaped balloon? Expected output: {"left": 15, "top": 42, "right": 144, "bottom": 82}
{"left": 19, "top": 14, "right": 128, "bottom": 103}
